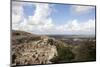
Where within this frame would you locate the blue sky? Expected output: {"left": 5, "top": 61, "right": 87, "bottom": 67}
{"left": 23, "top": 3, "right": 95, "bottom": 25}
{"left": 12, "top": 1, "right": 96, "bottom": 35}
{"left": 23, "top": 4, "right": 35, "bottom": 18}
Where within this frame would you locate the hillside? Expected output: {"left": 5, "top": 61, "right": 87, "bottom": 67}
{"left": 11, "top": 30, "right": 75, "bottom": 66}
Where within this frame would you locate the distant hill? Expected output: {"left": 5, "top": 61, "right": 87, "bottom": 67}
{"left": 47, "top": 35, "right": 95, "bottom": 39}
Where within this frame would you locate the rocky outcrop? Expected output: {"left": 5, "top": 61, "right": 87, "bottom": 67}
{"left": 11, "top": 30, "right": 75, "bottom": 66}
{"left": 12, "top": 30, "right": 58, "bottom": 66}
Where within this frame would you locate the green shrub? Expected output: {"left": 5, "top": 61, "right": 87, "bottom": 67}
{"left": 50, "top": 43, "right": 75, "bottom": 63}
{"left": 73, "top": 41, "right": 96, "bottom": 61}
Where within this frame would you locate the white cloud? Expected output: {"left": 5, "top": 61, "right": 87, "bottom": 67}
{"left": 12, "top": 1, "right": 95, "bottom": 35}
{"left": 65, "top": 20, "right": 80, "bottom": 31}
{"left": 71, "top": 5, "right": 94, "bottom": 14}
{"left": 26, "top": 3, "right": 55, "bottom": 33}
{"left": 12, "top": 1, "right": 24, "bottom": 29}
{"left": 60, "top": 19, "right": 95, "bottom": 35}
{"left": 12, "top": 2, "right": 55, "bottom": 33}
{"left": 12, "top": 1, "right": 36, "bottom": 30}
{"left": 28, "top": 3, "right": 52, "bottom": 25}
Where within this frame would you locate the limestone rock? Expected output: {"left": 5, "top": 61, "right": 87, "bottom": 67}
{"left": 12, "top": 30, "right": 58, "bottom": 66}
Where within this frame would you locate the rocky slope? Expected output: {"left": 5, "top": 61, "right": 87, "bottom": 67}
{"left": 11, "top": 30, "right": 74, "bottom": 66}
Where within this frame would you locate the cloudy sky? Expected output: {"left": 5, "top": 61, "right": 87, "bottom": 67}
{"left": 12, "top": 1, "right": 96, "bottom": 35}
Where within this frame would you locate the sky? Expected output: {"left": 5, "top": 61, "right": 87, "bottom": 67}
{"left": 12, "top": 1, "right": 96, "bottom": 35}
